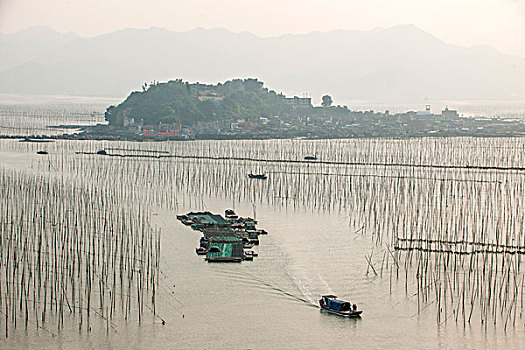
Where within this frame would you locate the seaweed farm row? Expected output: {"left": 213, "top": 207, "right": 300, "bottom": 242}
{"left": 0, "top": 100, "right": 109, "bottom": 137}
{"left": 0, "top": 159, "right": 161, "bottom": 337}
{"left": 2, "top": 135, "right": 524, "bottom": 330}
{"left": 177, "top": 210, "right": 267, "bottom": 262}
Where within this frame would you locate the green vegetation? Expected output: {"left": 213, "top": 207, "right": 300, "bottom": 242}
{"left": 105, "top": 78, "right": 294, "bottom": 126}
{"left": 321, "top": 95, "right": 333, "bottom": 107}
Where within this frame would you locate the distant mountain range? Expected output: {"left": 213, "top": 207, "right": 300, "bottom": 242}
{"left": 1, "top": 25, "right": 524, "bottom": 101}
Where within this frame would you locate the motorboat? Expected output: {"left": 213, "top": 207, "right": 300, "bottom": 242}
{"left": 319, "top": 295, "right": 362, "bottom": 317}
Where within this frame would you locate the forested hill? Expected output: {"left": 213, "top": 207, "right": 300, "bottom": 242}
{"left": 104, "top": 79, "right": 295, "bottom": 126}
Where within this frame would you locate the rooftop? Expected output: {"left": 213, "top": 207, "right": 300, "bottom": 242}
{"left": 187, "top": 212, "right": 229, "bottom": 225}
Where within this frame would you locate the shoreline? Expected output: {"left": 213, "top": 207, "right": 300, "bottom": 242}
{"left": 2, "top": 130, "right": 525, "bottom": 142}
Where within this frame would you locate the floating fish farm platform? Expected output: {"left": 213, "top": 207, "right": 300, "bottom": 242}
{"left": 176, "top": 210, "right": 267, "bottom": 262}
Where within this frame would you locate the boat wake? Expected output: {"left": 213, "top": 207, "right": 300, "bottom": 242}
{"left": 318, "top": 274, "right": 333, "bottom": 295}
{"left": 287, "top": 270, "right": 334, "bottom": 307}
{"left": 216, "top": 267, "right": 320, "bottom": 308}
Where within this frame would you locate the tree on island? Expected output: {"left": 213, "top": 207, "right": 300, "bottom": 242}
{"left": 321, "top": 95, "right": 333, "bottom": 107}
{"left": 105, "top": 78, "right": 294, "bottom": 126}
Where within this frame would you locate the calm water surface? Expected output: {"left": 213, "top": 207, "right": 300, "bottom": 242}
{"left": 1, "top": 146, "right": 523, "bottom": 349}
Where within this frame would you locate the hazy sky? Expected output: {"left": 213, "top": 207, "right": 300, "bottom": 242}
{"left": 1, "top": 0, "right": 525, "bottom": 56}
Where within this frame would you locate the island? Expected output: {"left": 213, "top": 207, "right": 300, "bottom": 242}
{"left": 98, "top": 78, "right": 525, "bottom": 139}
{"left": 7, "top": 78, "right": 525, "bottom": 141}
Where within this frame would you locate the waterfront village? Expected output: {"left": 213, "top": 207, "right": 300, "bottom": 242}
{"left": 83, "top": 97, "right": 525, "bottom": 140}
{"left": 5, "top": 79, "right": 525, "bottom": 142}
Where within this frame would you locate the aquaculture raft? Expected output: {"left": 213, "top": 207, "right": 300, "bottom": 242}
{"left": 177, "top": 209, "right": 267, "bottom": 262}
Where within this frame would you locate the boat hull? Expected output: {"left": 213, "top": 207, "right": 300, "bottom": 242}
{"left": 195, "top": 248, "right": 208, "bottom": 255}
{"left": 319, "top": 300, "right": 362, "bottom": 317}
{"left": 248, "top": 174, "right": 267, "bottom": 179}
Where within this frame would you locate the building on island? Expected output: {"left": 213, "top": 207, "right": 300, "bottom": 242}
{"left": 442, "top": 106, "right": 459, "bottom": 118}
{"left": 285, "top": 96, "right": 313, "bottom": 109}
{"left": 198, "top": 90, "right": 224, "bottom": 102}
{"left": 417, "top": 105, "right": 432, "bottom": 116}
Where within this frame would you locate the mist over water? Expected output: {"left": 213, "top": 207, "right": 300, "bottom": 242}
{"left": 342, "top": 99, "right": 525, "bottom": 120}
{"left": 0, "top": 95, "right": 113, "bottom": 137}
{"left": 1, "top": 99, "right": 525, "bottom": 348}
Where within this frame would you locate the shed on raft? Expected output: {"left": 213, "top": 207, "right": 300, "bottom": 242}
{"left": 205, "top": 237, "right": 243, "bottom": 262}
